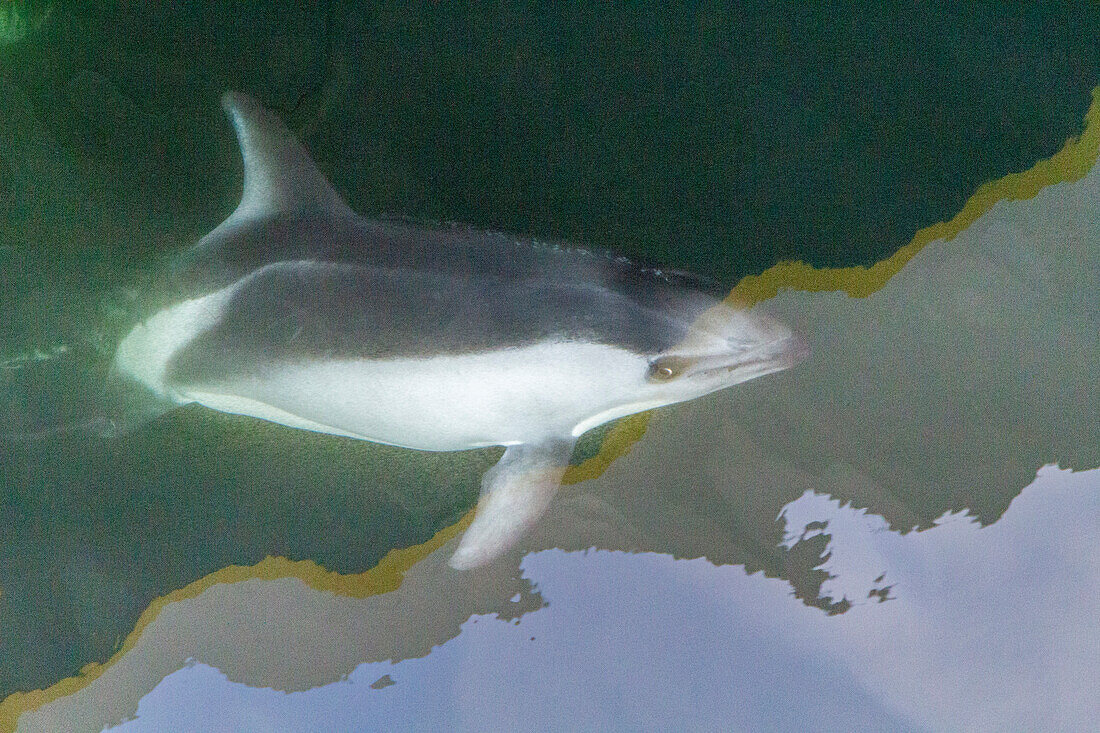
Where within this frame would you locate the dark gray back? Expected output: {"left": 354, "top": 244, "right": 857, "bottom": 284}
{"left": 166, "top": 258, "right": 718, "bottom": 387}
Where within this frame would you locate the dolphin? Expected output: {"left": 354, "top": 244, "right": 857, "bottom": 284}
{"left": 106, "top": 91, "right": 808, "bottom": 569}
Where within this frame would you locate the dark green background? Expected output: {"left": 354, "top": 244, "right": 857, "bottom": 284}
{"left": 0, "top": 1, "right": 1097, "bottom": 697}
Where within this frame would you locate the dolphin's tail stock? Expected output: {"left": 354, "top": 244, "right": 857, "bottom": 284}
{"left": 0, "top": 342, "right": 110, "bottom": 441}
{"left": 0, "top": 342, "right": 172, "bottom": 443}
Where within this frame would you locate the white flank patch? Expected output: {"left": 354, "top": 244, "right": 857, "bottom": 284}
{"left": 112, "top": 288, "right": 235, "bottom": 401}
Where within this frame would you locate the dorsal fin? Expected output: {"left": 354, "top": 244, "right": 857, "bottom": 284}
{"left": 221, "top": 91, "right": 353, "bottom": 219}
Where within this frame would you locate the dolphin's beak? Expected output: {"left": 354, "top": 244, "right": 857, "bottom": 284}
{"left": 671, "top": 302, "right": 809, "bottom": 382}
{"left": 687, "top": 329, "right": 809, "bottom": 380}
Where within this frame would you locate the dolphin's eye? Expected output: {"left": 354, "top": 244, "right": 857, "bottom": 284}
{"left": 647, "top": 357, "right": 689, "bottom": 382}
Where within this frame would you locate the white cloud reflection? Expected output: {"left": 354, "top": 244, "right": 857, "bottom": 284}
{"left": 105, "top": 465, "right": 1098, "bottom": 733}
{"left": 767, "top": 464, "right": 1100, "bottom": 731}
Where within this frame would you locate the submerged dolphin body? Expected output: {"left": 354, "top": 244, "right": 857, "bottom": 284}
{"left": 111, "top": 92, "right": 808, "bottom": 569}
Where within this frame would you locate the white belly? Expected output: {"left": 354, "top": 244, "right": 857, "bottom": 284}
{"left": 183, "top": 342, "right": 650, "bottom": 451}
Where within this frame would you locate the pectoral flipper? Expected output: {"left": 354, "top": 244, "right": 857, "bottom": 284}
{"left": 449, "top": 437, "right": 576, "bottom": 570}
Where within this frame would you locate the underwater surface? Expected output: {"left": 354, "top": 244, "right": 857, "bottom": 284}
{"left": 1, "top": 4, "right": 1098, "bottom": 731}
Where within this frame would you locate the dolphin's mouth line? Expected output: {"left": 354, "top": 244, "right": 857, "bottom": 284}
{"left": 691, "top": 336, "right": 809, "bottom": 378}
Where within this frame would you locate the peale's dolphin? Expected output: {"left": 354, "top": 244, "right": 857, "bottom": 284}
{"left": 108, "top": 91, "right": 808, "bottom": 569}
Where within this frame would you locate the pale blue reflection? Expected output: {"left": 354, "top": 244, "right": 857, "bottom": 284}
{"left": 109, "top": 465, "right": 1098, "bottom": 733}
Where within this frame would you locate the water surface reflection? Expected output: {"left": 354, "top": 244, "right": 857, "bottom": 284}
{"left": 108, "top": 465, "right": 1100, "bottom": 733}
